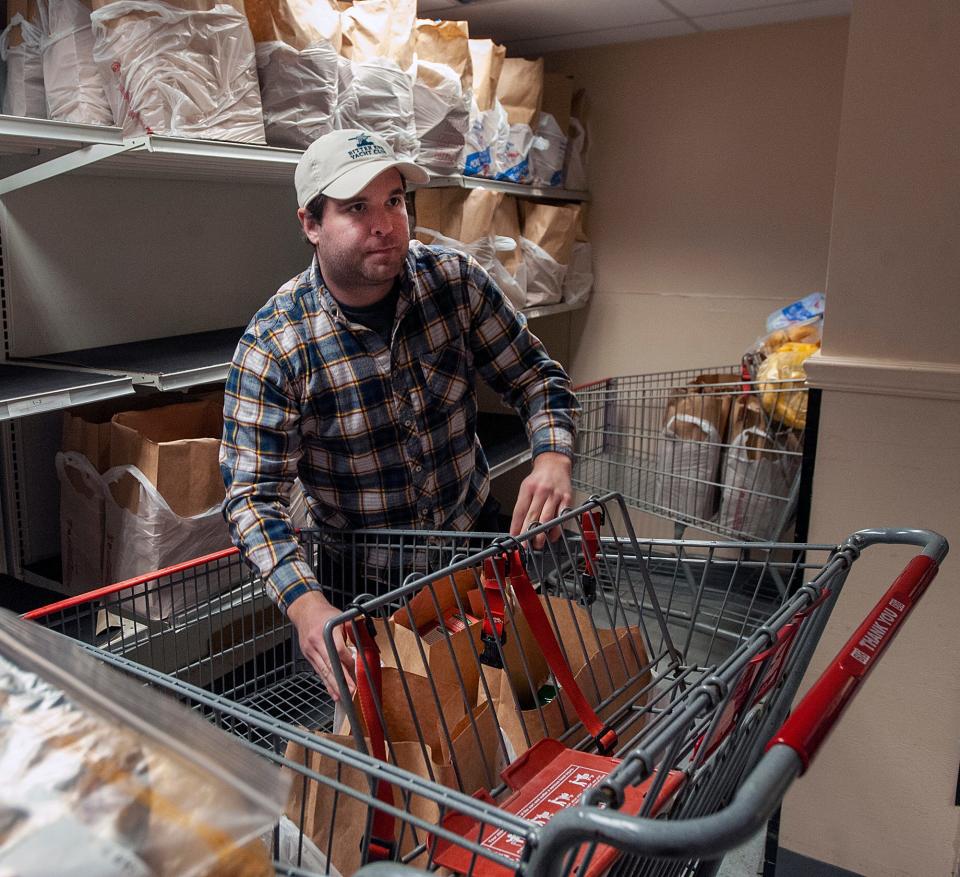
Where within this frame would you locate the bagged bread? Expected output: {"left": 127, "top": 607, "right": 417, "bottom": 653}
{"left": 0, "top": 610, "right": 286, "bottom": 877}
{"left": 90, "top": 0, "right": 266, "bottom": 143}
{"left": 463, "top": 38, "right": 505, "bottom": 178}
{"left": 37, "top": 0, "right": 113, "bottom": 125}
{"left": 337, "top": 57, "right": 417, "bottom": 161}
{"left": 1, "top": 2, "right": 46, "bottom": 119}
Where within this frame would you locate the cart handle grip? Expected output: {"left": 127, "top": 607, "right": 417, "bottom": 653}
{"left": 768, "top": 532, "right": 946, "bottom": 773}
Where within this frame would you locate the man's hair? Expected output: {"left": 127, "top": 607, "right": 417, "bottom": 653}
{"left": 306, "top": 193, "right": 326, "bottom": 223}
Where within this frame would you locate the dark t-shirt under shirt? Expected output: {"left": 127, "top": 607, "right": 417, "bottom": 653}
{"left": 335, "top": 284, "right": 400, "bottom": 348}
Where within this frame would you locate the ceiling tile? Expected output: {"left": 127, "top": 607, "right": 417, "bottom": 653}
{"left": 417, "top": 0, "right": 675, "bottom": 44}
{"left": 668, "top": 0, "right": 792, "bottom": 16}
{"left": 508, "top": 18, "right": 697, "bottom": 55}
{"left": 695, "top": 0, "right": 852, "bottom": 30}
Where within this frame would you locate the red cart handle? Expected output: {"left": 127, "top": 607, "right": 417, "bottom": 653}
{"left": 768, "top": 551, "right": 941, "bottom": 773}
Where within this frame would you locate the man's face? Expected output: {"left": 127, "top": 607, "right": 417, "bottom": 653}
{"left": 299, "top": 169, "right": 410, "bottom": 296}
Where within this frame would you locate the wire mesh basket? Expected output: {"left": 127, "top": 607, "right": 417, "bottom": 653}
{"left": 573, "top": 367, "right": 809, "bottom": 542}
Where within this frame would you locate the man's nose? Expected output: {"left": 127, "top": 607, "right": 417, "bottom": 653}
{"left": 369, "top": 208, "right": 393, "bottom": 236}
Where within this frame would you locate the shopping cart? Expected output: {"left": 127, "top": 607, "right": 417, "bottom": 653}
{"left": 573, "top": 367, "right": 811, "bottom": 544}
{"left": 26, "top": 492, "right": 947, "bottom": 877}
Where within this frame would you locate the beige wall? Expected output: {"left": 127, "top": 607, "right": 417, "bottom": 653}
{"left": 780, "top": 2, "right": 960, "bottom": 875}
{"left": 546, "top": 17, "right": 849, "bottom": 383}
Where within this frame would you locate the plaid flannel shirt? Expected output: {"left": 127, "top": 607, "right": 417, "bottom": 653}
{"left": 220, "top": 241, "right": 580, "bottom": 613}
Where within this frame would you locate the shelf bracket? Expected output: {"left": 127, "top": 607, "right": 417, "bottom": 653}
{"left": 0, "top": 137, "right": 148, "bottom": 196}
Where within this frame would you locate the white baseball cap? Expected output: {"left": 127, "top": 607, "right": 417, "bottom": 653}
{"left": 295, "top": 129, "right": 430, "bottom": 208}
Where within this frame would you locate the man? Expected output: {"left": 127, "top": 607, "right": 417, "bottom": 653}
{"left": 221, "top": 128, "right": 580, "bottom": 700}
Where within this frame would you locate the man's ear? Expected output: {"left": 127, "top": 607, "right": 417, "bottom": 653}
{"left": 298, "top": 207, "right": 322, "bottom": 246}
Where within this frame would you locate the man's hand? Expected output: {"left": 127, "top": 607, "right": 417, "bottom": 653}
{"left": 286, "top": 590, "right": 356, "bottom": 702}
{"left": 510, "top": 451, "right": 574, "bottom": 548}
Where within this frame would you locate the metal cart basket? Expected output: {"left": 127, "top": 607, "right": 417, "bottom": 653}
{"left": 573, "top": 367, "right": 810, "bottom": 542}
{"left": 25, "top": 493, "right": 947, "bottom": 877}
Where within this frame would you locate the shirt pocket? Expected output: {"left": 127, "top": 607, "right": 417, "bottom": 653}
{"left": 419, "top": 340, "right": 470, "bottom": 409}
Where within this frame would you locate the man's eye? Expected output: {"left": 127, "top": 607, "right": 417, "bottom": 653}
{"left": 387, "top": 196, "right": 404, "bottom": 208}
{"left": 348, "top": 203, "right": 365, "bottom": 213}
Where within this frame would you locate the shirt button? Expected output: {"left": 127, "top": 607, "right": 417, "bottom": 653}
{"left": 404, "top": 418, "right": 414, "bottom": 428}
{"left": 414, "top": 464, "right": 423, "bottom": 473}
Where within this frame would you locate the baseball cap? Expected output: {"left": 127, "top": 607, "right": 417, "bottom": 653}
{"left": 295, "top": 129, "right": 430, "bottom": 208}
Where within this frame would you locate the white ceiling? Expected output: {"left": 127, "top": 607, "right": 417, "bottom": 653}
{"left": 417, "top": 0, "right": 851, "bottom": 55}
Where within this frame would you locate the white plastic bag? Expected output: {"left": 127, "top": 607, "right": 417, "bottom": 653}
{"left": 413, "top": 59, "right": 468, "bottom": 175}
{"left": 717, "top": 426, "right": 800, "bottom": 540}
{"left": 520, "top": 236, "right": 566, "bottom": 307}
{"left": 654, "top": 414, "right": 722, "bottom": 524}
{"left": 529, "top": 111, "right": 567, "bottom": 188}
{"left": 417, "top": 225, "right": 526, "bottom": 311}
{"left": 496, "top": 122, "right": 546, "bottom": 185}
{"left": 56, "top": 452, "right": 107, "bottom": 595}
{"left": 336, "top": 57, "right": 417, "bottom": 161}
{"left": 463, "top": 97, "right": 502, "bottom": 178}
{"left": 272, "top": 814, "right": 343, "bottom": 876}
{"left": 37, "top": 0, "right": 113, "bottom": 125}
{"left": 561, "top": 241, "right": 593, "bottom": 306}
{"left": 102, "top": 464, "right": 232, "bottom": 620}
{"left": 1, "top": 14, "right": 46, "bottom": 118}
{"left": 91, "top": 0, "right": 266, "bottom": 142}
{"left": 256, "top": 39, "right": 338, "bottom": 148}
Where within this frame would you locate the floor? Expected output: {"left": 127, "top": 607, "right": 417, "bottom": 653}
{"left": 718, "top": 831, "right": 766, "bottom": 876}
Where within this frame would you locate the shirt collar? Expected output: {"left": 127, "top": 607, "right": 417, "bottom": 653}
{"left": 309, "top": 247, "right": 419, "bottom": 324}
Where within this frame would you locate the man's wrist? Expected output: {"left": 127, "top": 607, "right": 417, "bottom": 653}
{"left": 533, "top": 449, "right": 573, "bottom": 468}
{"left": 285, "top": 588, "right": 334, "bottom": 624}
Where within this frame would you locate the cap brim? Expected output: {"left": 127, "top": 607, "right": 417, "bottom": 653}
{"left": 322, "top": 159, "right": 431, "bottom": 199}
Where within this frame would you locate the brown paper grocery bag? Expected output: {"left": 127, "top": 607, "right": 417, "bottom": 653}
{"left": 340, "top": 0, "right": 416, "bottom": 69}
{"left": 496, "top": 56, "right": 543, "bottom": 127}
{"left": 542, "top": 72, "right": 574, "bottom": 134}
{"left": 468, "top": 38, "right": 505, "bottom": 111}
{"left": 93, "top": 0, "right": 244, "bottom": 10}
{"left": 521, "top": 201, "right": 580, "bottom": 266}
{"left": 493, "top": 195, "right": 523, "bottom": 274}
{"left": 6, "top": 0, "right": 40, "bottom": 45}
{"left": 415, "top": 18, "right": 471, "bottom": 91}
{"left": 414, "top": 186, "right": 502, "bottom": 245}
{"left": 245, "top": 0, "right": 341, "bottom": 51}
{"left": 108, "top": 397, "right": 224, "bottom": 518}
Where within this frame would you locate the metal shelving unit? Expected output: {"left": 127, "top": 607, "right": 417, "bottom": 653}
{"left": 27, "top": 327, "right": 246, "bottom": 393}
{"left": 0, "top": 362, "right": 133, "bottom": 422}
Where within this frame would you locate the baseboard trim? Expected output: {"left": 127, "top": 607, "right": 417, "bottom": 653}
{"left": 776, "top": 848, "right": 864, "bottom": 877}
{"left": 804, "top": 352, "right": 960, "bottom": 401}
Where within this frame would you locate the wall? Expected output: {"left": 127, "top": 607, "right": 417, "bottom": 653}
{"left": 778, "top": 2, "right": 960, "bottom": 875}
{"left": 544, "top": 17, "right": 848, "bottom": 383}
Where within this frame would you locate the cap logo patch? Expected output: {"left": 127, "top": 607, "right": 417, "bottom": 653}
{"left": 347, "top": 132, "right": 387, "bottom": 159}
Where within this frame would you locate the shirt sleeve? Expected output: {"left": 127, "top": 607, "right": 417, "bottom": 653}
{"left": 219, "top": 328, "right": 320, "bottom": 614}
{"left": 462, "top": 257, "right": 581, "bottom": 459}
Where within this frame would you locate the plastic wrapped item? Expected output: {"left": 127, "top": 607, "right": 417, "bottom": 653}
{"left": 495, "top": 121, "right": 544, "bottom": 185}
{"left": 463, "top": 97, "right": 505, "bottom": 178}
{"left": 256, "top": 39, "right": 338, "bottom": 148}
{"left": 102, "top": 465, "right": 232, "bottom": 619}
{"left": 520, "top": 237, "right": 565, "bottom": 306}
{"left": 0, "top": 609, "right": 287, "bottom": 877}
{"left": 766, "top": 291, "right": 825, "bottom": 332}
{"left": 245, "top": 0, "right": 342, "bottom": 52}
{"left": 561, "top": 240, "right": 593, "bottom": 306}
{"left": 90, "top": 0, "right": 266, "bottom": 143}
{"left": 56, "top": 452, "right": 107, "bottom": 595}
{"left": 756, "top": 342, "right": 817, "bottom": 430}
{"left": 37, "top": 0, "right": 112, "bottom": 125}
{"left": 413, "top": 59, "right": 468, "bottom": 174}
{"left": 337, "top": 57, "right": 417, "bottom": 161}
{"left": 1, "top": 13, "right": 46, "bottom": 118}
{"left": 529, "top": 111, "right": 567, "bottom": 187}
{"left": 417, "top": 225, "right": 526, "bottom": 310}
{"left": 717, "top": 395, "right": 802, "bottom": 540}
